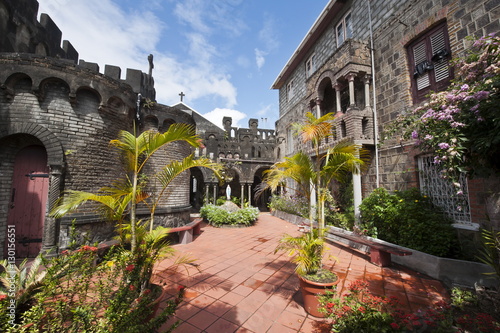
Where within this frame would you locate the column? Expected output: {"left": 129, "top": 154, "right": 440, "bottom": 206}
{"left": 346, "top": 73, "right": 356, "bottom": 107}
{"left": 241, "top": 184, "right": 245, "bottom": 205}
{"left": 352, "top": 147, "right": 362, "bottom": 226}
{"left": 205, "top": 184, "right": 209, "bottom": 204}
{"left": 334, "top": 83, "right": 342, "bottom": 114}
{"left": 315, "top": 97, "right": 322, "bottom": 118}
{"left": 212, "top": 184, "right": 217, "bottom": 204}
{"left": 42, "top": 164, "right": 63, "bottom": 255}
{"left": 363, "top": 75, "right": 371, "bottom": 108}
{"left": 247, "top": 184, "right": 252, "bottom": 206}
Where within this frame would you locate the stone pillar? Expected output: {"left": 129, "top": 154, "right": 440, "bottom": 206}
{"left": 353, "top": 148, "right": 362, "bottom": 226}
{"left": 346, "top": 73, "right": 356, "bottom": 107}
{"left": 213, "top": 184, "right": 217, "bottom": 204}
{"left": 315, "top": 97, "right": 322, "bottom": 118}
{"left": 241, "top": 184, "right": 245, "bottom": 205}
{"left": 42, "top": 164, "right": 63, "bottom": 255}
{"left": 334, "top": 83, "right": 342, "bottom": 114}
{"left": 363, "top": 75, "right": 371, "bottom": 108}
{"left": 247, "top": 184, "right": 252, "bottom": 206}
{"left": 205, "top": 184, "right": 209, "bottom": 204}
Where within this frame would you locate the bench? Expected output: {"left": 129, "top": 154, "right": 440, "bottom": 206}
{"left": 168, "top": 218, "right": 202, "bottom": 244}
{"left": 326, "top": 229, "right": 412, "bottom": 267}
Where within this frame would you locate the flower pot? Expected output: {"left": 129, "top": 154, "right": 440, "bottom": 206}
{"left": 298, "top": 272, "right": 340, "bottom": 318}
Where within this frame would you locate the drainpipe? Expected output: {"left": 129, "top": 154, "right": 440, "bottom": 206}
{"left": 368, "top": 0, "right": 380, "bottom": 188}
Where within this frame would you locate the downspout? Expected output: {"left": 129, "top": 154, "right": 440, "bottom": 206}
{"left": 368, "top": 0, "right": 380, "bottom": 188}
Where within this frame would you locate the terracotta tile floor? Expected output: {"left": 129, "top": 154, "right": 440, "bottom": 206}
{"left": 153, "top": 213, "right": 450, "bottom": 332}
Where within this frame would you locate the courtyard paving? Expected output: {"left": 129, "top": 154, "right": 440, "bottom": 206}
{"left": 153, "top": 213, "right": 449, "bottom": 333}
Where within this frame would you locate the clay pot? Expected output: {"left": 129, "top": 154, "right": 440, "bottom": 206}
{"left": 298, "top": 273, "right": 340, "bottom": 318}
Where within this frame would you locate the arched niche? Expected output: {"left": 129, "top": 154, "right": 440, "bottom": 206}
{"left": 74, "top": 87, "right": 101, "bottom": 115}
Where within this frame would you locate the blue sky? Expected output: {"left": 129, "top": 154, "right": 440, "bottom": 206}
{"left": 38, "top": 0, "right": 328, "bottom": 129}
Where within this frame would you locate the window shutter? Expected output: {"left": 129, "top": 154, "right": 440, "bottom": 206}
{"left": 430, "top": 30, "right": 449, "bottom": 82}
{"left": 413, "top": 42, "right": 430, "bottom": 91}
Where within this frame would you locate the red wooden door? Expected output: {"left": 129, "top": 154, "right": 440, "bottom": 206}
{"left": 5, "top": 146, "right": 49, "bottom": 258}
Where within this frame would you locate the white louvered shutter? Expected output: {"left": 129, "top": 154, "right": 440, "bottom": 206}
{"left": 413, "top": 42, "right": 430, "bottom": 91}
{"left": 430, "top": 30, "right": 450, "bottom": 82}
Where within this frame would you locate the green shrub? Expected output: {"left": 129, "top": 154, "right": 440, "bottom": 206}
{"left": 268, "top": 195, "right": 310, "bottom": 218}
{"left": 359, "top": 188, "right": 458, "bottom": 257}
{"left": 200, "top": 204, "right": 259, "bottom": 227}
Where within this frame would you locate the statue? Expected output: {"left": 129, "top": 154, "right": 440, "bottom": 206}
{"left": 226, "top": 185, "right": 231, "bottom": 200}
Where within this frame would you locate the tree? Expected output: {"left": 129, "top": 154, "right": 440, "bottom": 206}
{"left": 51, "top": 123, "right": 222, "bottom": 253}
{"left": 262, "top": 112, "right": 369, "bottom": 233}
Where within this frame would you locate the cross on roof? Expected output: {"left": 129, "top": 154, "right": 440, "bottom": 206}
{"left": 179, "top": 91, "right": 185, "bottom": 102}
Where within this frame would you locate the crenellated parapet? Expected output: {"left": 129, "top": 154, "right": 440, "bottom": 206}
{"left": 0, "top": 0, "right": 155, "bottom": 100}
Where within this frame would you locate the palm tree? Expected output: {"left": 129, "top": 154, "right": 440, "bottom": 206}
{"left": 263, "top": 112, "right": 369, "bottom": 233}
{"left": 51, "top": 123, "right": 222, "bottom": 253}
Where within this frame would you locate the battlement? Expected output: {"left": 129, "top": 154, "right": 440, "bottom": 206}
{"left": 0, "top": 0, "right": 155, "bottom": 99}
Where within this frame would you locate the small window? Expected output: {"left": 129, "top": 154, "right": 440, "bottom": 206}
{"left": 407, "top": 22, "right": 453, "bottom": 103}
{"left": 305, "top": 53, "right": 316, "bottom": 77}
{"left": 286, "top": 80, "right": 295, "bottom": 101}
{"left": 336, "top": 12, "right": 352, "bottom": 47}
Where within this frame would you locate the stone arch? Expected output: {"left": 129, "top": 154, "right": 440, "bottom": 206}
{"left": 74, "top": 87, "right": 101, "bottom": 115}
{"left": 38, "top": 77, "right": 71, "bottom": 109}
{"left": 315, "top": 70, "right": 335, "bottom": 99}
{"left": 106, "top": 96, "right": 127, "bottom": 115}
{"left": 4, "top": 72, "right": 33, "bottom": 97}
{"left": 160, "top": 118, "right": 175, "bottom": 132}
{"left": 0, "top": 123, "right": 64, "bottom": 166}
{"left": 143, "top": 115, "right": 159, "bottom": 131}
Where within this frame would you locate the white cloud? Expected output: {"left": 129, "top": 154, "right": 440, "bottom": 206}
{"left": 37, "top": 0, "right": 239, "bottom": 109}
{"left": 202, "top": 108, "right": 247, "bottom": 129}
{"left": 255, "top": 48, "right": 267, "bottom": 70}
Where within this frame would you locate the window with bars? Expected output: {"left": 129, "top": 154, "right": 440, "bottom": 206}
{"left": 407, "top": 22, "right": 453, "bottom": 103}
{"left": 418, "top": 155, "right": 476, "bottom": 229}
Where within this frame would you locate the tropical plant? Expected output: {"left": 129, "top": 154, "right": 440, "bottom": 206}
{"left": 51, "top": 123, "right": 222, "bottom": 253}
{"left": 478, "top": 228, "right": 500, "bottom": 279}
{"left": 274, "top": 229, "right": 326, "bottom": 277}
{"left": 0, "top": 255, "right": 46, "bottom": 314}
{"left": 262, "top": 112, "right": 369, "bottom": 233}
{"left": 9, "top": 245, "right": 185, "bottom": 333}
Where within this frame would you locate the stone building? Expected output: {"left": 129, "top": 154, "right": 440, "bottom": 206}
{"left": 272, "top": 0, "right": 500, "bottom": 234}
{"left": 0, "top": 0, "right": 275, "bottom": 258}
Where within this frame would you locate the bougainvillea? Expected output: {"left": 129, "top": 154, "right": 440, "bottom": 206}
{"left": 387, "top": 34, "right": 500, "bottom": 191}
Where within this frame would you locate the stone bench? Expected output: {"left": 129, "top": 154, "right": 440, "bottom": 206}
{"left": 326, "top": 229, "right": 412, "bottom": 267}
{"left": 168, "top": 218, "right": 202, "bottom": 244}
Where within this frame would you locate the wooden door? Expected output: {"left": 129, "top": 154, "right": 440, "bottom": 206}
{"left": 5, "top": 146, "right": 49, "bottom": 258}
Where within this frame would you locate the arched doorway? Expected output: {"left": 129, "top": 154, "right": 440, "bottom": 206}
{"left": 253, "top": 167, "right": 272, "bottom": 212}
{"left": 5, "top": 145, "right": 49, "bottom": 258}
{"left": 189, "top": 167, "right": 204, "bottom": 212}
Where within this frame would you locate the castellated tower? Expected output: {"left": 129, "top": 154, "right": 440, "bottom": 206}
{"left": 0, "top": 0, "right": 192, "bottom": 256}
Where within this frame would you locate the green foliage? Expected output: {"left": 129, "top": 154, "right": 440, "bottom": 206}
{"left": 359, "top": 188, "right": 457, "bottom": 257}
{"left": 0, "top": 255, "right": 46, "bottom": 315}
{"left": 199, "top": 204, "right": 259, "bottom": 226}
{"left": 478, "top": 228, "right": 500, "bottom": 279}
{"left": 268, "top": 194, "right": 310, "bottom": 218}
{"left": 386, "top": 34, "right": 500, "bottom": 183}
{"left": 274, "top": 229, "right": 325, "bottom": 276}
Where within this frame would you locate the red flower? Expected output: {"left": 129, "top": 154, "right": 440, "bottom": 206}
{"left": 0, "top": 294, "right": 7, "bottom": 301}
{"left": 129, "top": 285, "right": 135, "bottom": 291}
{"left": 327, "top": 302, "right": 334, "bottom": 309}
{"left": 125, "top": 264, "right": 135, "bottom": 272}
{"left": 177, "top": 285, "right": 186, "bottom": 291}
{"left": 390, "top": 322, "right": 400, "bottom": 330}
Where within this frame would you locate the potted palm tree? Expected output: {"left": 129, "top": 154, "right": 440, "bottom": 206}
{"left": 264, "top": 112, "right": 369, "bottom": 317}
